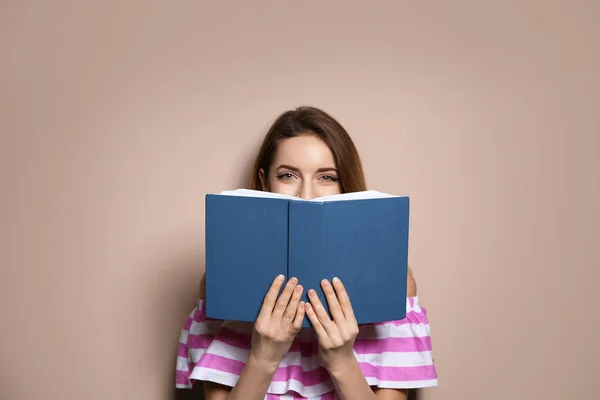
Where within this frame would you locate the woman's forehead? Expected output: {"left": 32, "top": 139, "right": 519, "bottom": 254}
{"left": 272, "top": 136, "right": 336, "bottom": 169}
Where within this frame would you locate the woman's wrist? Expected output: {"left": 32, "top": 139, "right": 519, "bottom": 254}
{"left": 326, "top": 357, "right": 378, "bottom": 400}
{"left": 225, "top": 352, "right": 281, "bottom": 400}
{"left": 247, "top": 351, "right": 281, "bottom": 376}
{"left": 325, "top": 355, "right": 361, "bottom": 380}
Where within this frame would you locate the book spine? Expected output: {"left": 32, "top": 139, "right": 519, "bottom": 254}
{"left": 288, "top": 201, "right": 329, "bottom": 327}
{"left": 287, "top": 200, "right": 290, "bottom": 281}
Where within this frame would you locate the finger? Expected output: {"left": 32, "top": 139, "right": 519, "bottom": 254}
{"left": 304, "top": 302, "right": 327, "bottom": 338}
{"left": 283, "top": 284, "right": 303, "bottom": 321}
{"left": 258, "top": 275, "right": 285, "bottom": 319}
{"left": 332, "top": 277, "right": 356, "bottom": 322}
{"left": 321, "top": 279, "right": 345, "bottom": 323}
{"left": 272, "top": 277, "right": 298, "bottom": 319}
{"left": 308, "top": 289, "right": 336, "bottom": 336}
{"left": 292, "top": 301, "right": 306, "bottom": 331}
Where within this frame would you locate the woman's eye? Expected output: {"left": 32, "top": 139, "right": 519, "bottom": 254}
{"left": 277, "top": 173, "right": 294, "bottom": 180}
{"left": 321, "top": 175, "right": 339, "bottom": 182}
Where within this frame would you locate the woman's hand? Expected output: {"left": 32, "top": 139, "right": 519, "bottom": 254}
{"left": 249, "top": 274, "right": 305, "bottom": 372}
{"left": 305, "top": 277, "right": 359, "bottom": 374}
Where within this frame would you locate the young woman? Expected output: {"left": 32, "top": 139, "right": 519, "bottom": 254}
{"left": 176, "top": 107, "right": 438, "bottom": 399}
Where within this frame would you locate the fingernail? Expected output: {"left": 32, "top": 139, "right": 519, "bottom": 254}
{"left": 295, "top": 285, "right": 303, "bottom": 293}
{"left": 321, "top": 279, "right": 329, "bottom": 286}
{"left": 289, "top": 277, "right": 298, "bottom": 284}
{"left": 309, "top": 289, "right": 316, "bottom": 296}
{"left": 276, "top": 274, "right": 284, "bottom": 282}
{"left": 332, "top": 277, "right": 340, "bottom": 284}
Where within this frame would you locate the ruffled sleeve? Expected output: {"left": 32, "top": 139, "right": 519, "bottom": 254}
{"left": 175, "top": 298, "right": 253, "bottom": 389}
{"left": 354, "top": 296, "right": 438, "bottom": 389}
{"left": 175, "top": 297, "right": 438, "bottom": 395}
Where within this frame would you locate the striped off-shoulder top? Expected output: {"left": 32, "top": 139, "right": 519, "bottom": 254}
{"left": 176, "top": 297, "right": 438, "bottom": 399}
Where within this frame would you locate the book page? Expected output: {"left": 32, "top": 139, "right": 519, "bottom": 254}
{"left": 218, "top": 189, "right": 300, "bottom": 200}
{"left": 309, "top": 190, "right": 401, "bottom": 202}
{"left": 217, "top": 189, "right": 404, "bottom": 202}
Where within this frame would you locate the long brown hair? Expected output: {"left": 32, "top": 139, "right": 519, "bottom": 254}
{"left": 249, "top": 106, "right": 367, "bottom": 193}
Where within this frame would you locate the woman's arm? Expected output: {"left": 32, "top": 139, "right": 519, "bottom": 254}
{"left": 325, "top": 359, "right": 408, "bottom": 400}
{"left": 203, "top": 275, "right": 306, "bottom": 400}
{"left": 305, "top": 268, "right": 418, "bottom": 400}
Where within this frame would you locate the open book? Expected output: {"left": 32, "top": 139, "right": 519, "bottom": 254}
{"left": 205, "top": 189, "right": 410, "bottom": 327}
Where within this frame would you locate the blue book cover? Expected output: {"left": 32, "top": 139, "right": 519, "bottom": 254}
{"left": 205, "top": 189, "right": 409, "bottom": 327}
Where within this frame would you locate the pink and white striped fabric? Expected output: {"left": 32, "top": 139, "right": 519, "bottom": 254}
{"left": 176, "top": 297, "right": 438, "bottom": 398}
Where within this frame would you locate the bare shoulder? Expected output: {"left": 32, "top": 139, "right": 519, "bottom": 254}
{"left": 407, "top": 265, "right": 417, "bottom": 297}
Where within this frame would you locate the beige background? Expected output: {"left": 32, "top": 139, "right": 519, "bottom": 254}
{"left": 1, "top": 1, "right": 599, "bottom": 399}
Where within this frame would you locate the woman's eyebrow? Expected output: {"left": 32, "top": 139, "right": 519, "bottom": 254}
{"left": 316, "top": 167, "right": 338, "bottom": 173}
{"left": 276, "top": 164, "right": 338, "bottom": 173}
{"left": 276, "top": 164, "right": 300, "bottom": 172}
